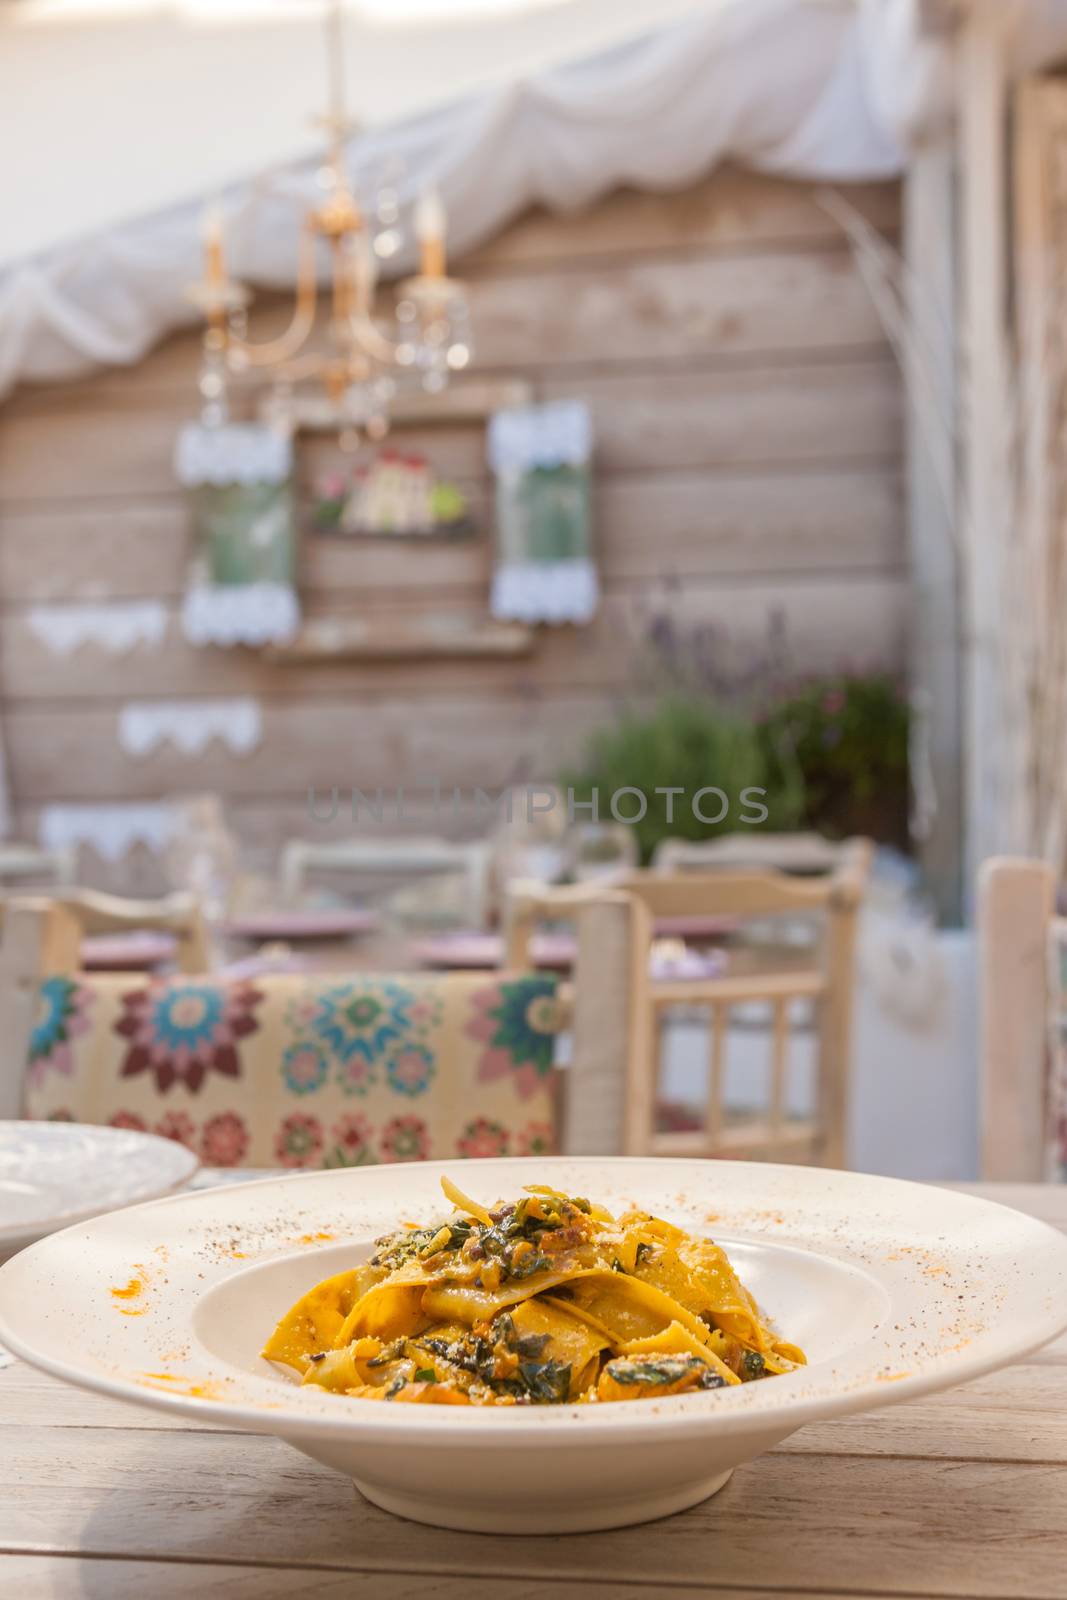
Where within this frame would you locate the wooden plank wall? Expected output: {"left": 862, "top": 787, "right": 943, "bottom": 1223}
{"left": 0, "top": 167, "right": 905, "bottom": 891}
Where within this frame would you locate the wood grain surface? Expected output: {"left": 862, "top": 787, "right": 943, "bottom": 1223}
{"left": 0, "top": 167, "right": 904, "bottom": 894}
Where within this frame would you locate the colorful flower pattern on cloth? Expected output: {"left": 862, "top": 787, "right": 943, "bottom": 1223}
{"left": 324, "top": 1111, "right": 376, "bottom": 1168}
{"left": 115, "top": 979, "right": 264, "bottom": 1093}
{"left": 457, "top": 1116, "right": 510, "bottom": 1159}
{"left": 23, "top": 971, "right": 560, "bottom": 1167}
{"left": 380, "top": 1114, "right": 430, "bottom": 1163}
{"left": 387, "top": 1043, "right": 436, "bottom": 1098}
{"left": 281, "top": 1041, "right": 328, "bottom": 1097}
{"left": 284, "top": 979, "right": 443, "bottom": 1100}
{"left": 275, "top": 1111, "right": 324, "bottom": 1169}
{"left": 201, "top": 1110, "right": 249, "bottom": 1167}
{"left": 314, "top": 983, "right": 410, "bottom": 1066}
{"left": 517, "top": 1120, "right": 556, "bottom": 1157}
{"left": 109, "top": 1110, "right": 148, "bottom": 1132}
{"left": 28, "top": 978, "right": 94, "bottom": 1086}
{"left": 467, "top": 976, "right": 560, "bottom": 1100}
{"left": 155, "top": 1110, "right": 198, "bottom": 1150}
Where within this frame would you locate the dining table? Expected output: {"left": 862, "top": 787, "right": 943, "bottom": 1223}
{"left": 2, "top": 1179, "right": 1065, "bottom": 1599}
{"left": 413, "top": 914, "right": 741, "bottom": 971}
{"left": 220, "top": 908, "right": 380, "bottom": 945}
{"left": 79, "top": 932, "right": 178, "bottom": 973}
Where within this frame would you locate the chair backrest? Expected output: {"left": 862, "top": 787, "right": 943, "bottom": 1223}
{"left": 280, "top": 836, "right": 491, "bottom": 928}
{"left": 616, "top": 843, "right": 871, "bottom": 922}
{"left": 0, "top": 842, "right": 78, "bottom": 890}
{"left": 511, "top": 847, "right": 870, "bottom": 1169}
{"left": 0, "top": 890, "right": 209, "bottom": 1114}
{"left": 978, "top": 856, "right": 1061, "bottom": 1180}
{"left": 652, "top": 832, "right": 850, "bottom": 877}
{"left": 506, "top": 882, "right": 654, "bottom": 1159}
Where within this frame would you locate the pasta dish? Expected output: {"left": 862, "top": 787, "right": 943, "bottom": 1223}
{"left": 263, "top": 1177, "right": 805, "bottom": 1406}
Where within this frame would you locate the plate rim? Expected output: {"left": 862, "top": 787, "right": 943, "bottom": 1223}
{"left": 2, "top": 1157, "right": 1066, "bottom": 1444}
{"left": 0, "top": 1119, "right": 200, "bottom": 1249}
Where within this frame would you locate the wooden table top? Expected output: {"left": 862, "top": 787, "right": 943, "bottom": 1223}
{"left": 222, "top": 908, "right": 380, "bottom": 943}
{"left": 79, "top": 932, "right": 177, "bottom": 972}
{"left": 2, "top": 1180, "right": 1066, "bottom": 1599}
{"left": 414, "top": 916, "right": 740, "bottom": 971}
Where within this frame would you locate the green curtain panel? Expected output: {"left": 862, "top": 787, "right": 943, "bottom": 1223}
{"left": 488, "top": 400, "right": 597, "bottom": 624}
{"left": 175, "top": 423, "right": 300, "bottom": 647}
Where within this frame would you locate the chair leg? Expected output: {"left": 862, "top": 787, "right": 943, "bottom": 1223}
{"left": 817, "top": 898, "right": 859, "bottom": 1170}
{"left": 620, "top": 896, "right": 656, "bottom": 1157}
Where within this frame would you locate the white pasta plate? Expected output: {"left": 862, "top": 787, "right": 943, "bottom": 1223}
{"left": 1, "top": 1157, "right": 1066, "bottom": 1534}
{"left": 0, "top": 1120, "right": 198, "bottom": 1261}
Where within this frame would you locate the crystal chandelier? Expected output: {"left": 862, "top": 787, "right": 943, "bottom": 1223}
{"left": 188, "top": 0, "right": 472, "bottom": 445}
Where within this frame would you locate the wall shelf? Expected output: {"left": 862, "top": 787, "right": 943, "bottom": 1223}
{"left": 267, "top": 615, "right": 535, "bottom": 663}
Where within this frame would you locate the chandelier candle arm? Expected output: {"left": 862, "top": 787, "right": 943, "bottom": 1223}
{"left": 227, "top": 225, "right": 320, "bottom": 371}
{"left": 416, "top": 188, "right": 447, "bottom": 280}
{"left": 202, "top": 203, "right": 227, "bottom": 290}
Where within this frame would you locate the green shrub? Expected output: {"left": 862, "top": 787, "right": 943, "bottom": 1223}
{"left": 561, "top": 695, "right": 804, "bottom": 865}
{"left": 757, "top": 673, "right": 910, "bottom": 845}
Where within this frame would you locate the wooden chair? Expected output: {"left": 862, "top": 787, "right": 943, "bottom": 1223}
{"left": 0, "top": 891, "right": 209, "bottom": 1122}
{"left": 0, "top": 886, "right": 644, "bottom": 1161}
{"left": 652, "top": 831, "right": 850, "bottom": 876}
{"left": 280, "top": 836, "right": 492, "bottom": 929}
{"left": 508, "top": 845, "right": 870, "bottom": 1168}
{"left": 978, "top": 856, "right": 1063, "bottom": 1180}
{"left": 0, "top": 841, "right": 77, "bottom": 890}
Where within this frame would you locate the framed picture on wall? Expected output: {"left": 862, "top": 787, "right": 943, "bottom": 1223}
{"left": 282, "top": 383, "right": 523, "bottom": 544}
{"left": 311, "top": 448, "right": 475, "bottom": 540}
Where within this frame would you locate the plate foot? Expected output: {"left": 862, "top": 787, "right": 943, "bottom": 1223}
{"left": 353, "top": 1467, "right": 734, "bottom": 1534}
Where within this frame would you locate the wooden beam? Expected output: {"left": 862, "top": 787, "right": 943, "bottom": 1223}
{"left": 958, "top": 0, "right": 1014, "bottom": 892}
{"left": 904, "top": 134, "right": 964, "bottom": 922}
{"left": 0, "top": 734, "right": 11, "bottom": 839}
{"left": 978, "top": 856, "right": 1055, "bottom": 1179}
{"left": 266, "top": 617, "right": 536, "bottom": 664}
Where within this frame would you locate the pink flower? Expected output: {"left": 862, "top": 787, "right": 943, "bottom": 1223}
{"left": 517, "top": 1121, "right": 556, "bottom": 1157}
{"left": 457, "top": 1117, "right": 509, "bottom": 1160}
{"left": 465, "top": 979, "right": 559, "bottom": 1101}
{"left": 386, "top": 1044, "right": 434, "bottom": 1097}
{"left": 109, "top": 1111, "right": 148, "bottom": 1133}
{"left": 287, "top": 997, "right": 319, "bottom": 1029}
{"left": 201, "top": 1111, "right": 249, "bottom": 1168}
{"left": 155, "top": 1111, "right": 197, "bottom": 1150}
{"left": 380, "top": 1115, "right": 430, "bottom": 1164}
{"left": 116, "top": 980, "right": 263, "bottom": 1094}
{"left": 329, "top": 1112, "right": 375, "bottom": 1168}
{"left": 275, "top": 1112, "right": 324, "bottom": 1169}
{"left": 337, "top": 1056, "right": 377, "bottom": 1095}
{"left": 28, "top": 978, "right": 95, "bottom": 1087}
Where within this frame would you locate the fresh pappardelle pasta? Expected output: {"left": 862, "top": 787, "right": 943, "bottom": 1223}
{"left": 262, "top": 1177, "right": 806, "bottom": 1406}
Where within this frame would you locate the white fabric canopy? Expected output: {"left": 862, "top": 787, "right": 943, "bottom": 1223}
{"left": 4, "top": 0, "right": 1067, "bottom": 399}
{"left": 1, "top": 0, "right": 722, "bottom": 267}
